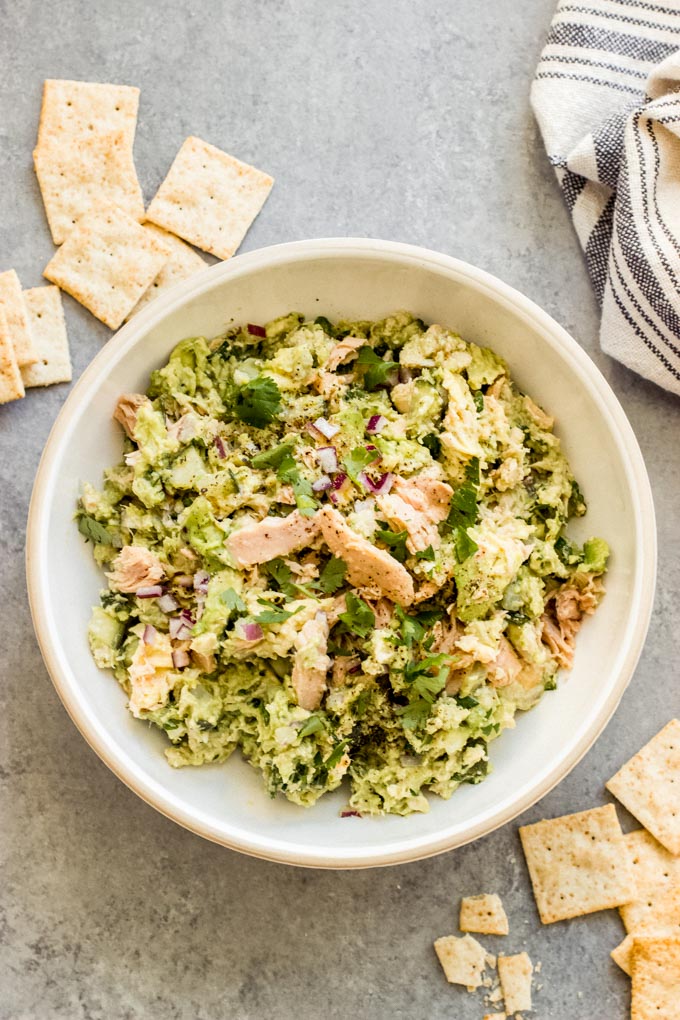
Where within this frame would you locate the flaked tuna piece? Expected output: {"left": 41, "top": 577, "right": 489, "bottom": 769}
{"left": 392, "top": 475, "right": 453, "bottom": 520}
{"left": 378, "top": 474, "right": 453, "bottom": 554}
{"left": 541, "top": 614, "right": 573, "bottom": 669}
{"left": 376, "top": 493, "right": 439, "bottom": 554}
{"left": 292, "top": 611, "right": 331, "bottom": 710}
{"left": 487, "top": 636, "right": 523, "bottom": 687}
{"left": 331, "top": 654, "right": 360, "bottom": 686}
{"left": 486, "top": 375, "right": 506, "bottom": 400}
{"left": 367, "top": 598, "right": 394, "bottom": 628}
{"left": 431, "top": 617, "right": 472, "bottom": 694}
{"left": 543, "top": 572, "right": 605, "bottom": 669}
{"left": 318, "top": 507, "right": 415, "bottom": 605}
{"left": 227, "top": 510, "right": 320, "bottom": 567}
{"left": 107, "top": 545, "right": 165, "bottom": 593}
{"left": 128, "top": 631, "right": 175, "bottom": 717}
{"left": 326, "top": 335, "right": 366, "bottom": 371}
{"left": 324, "top": 593, "right": 347, "bottom": 628}
{"left": 113, "top": 393, "right": 151, "bottom": 439}
{"left": 524, "top": 394, "right": 554, "bottom": 430}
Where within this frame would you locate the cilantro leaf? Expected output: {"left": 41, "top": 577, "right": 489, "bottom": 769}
{"left": 415, "top": 544, "right": 435, "bottom": 561}
{"left": 401, "top": 651, "right": 451, "bottom": 702}
{"left": 325, "top": 740, "right": 348, "bottom": 769}
{"left": 228, "top": 468, "right": 241, "bottom": 493}
{"left": 251, "top": 439, "right": 297, "bottom": 469}
{"left": 314, "top": 316, "right": 337, "bottom": 337}
{"left": 355, "top": 346, "right": 397, "bottom": 391}
{"left": 395, "top": 605, "right": 425, "bottom": 648}
{"left": 375, "top": 527, "right": 408, "bottom": 563}
{"left": 343, "top": 445, "right": 380, "bottom": 485}
{"left": 298, "top": 715, "right": 325, "bottom": 738}
{"left": 276, "top": 453, "right": 318, "bottom": 517}
{"left": 473, "top": 391, "right": 484, "bottom": 413}
{"left": 455, "top": 694, "right": 479, "bottom": 709}
{"left": 338, "top": 591, "right": 375, "bottom": 638}
{"left": 398, "top": 698, "right": 433, "bottom": 730}
{"left": 443, "top": 459, "right": 480, "bottom": 563}
{"left": 317, "top": 556, "right": 347, "bottom": 595}
{"left": 263, "top": 558, "right": 318, "bottom": 598}
{"left": 77, "top": 513, "right": 120, "bottom": 547}
{"left": 422, "top": 433, "right": 441, "bottom": 459}
{"left": 234, "top": 376, "right": 282, "bottom": 428}
{"left": 253, "top": 602, "right": 300, "bottom": 625}
{"left": 465, "top": 456, "right": 481, "bottom": 485}
{"left": 455, "top": 528, "right": 478, "bottom": 562}
{"left": 220, "top": 587, "right": 246, "bottom": 613}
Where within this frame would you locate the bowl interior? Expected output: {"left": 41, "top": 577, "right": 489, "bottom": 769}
{"left": 28, "top": 242, "right": 654, "bottom": 867}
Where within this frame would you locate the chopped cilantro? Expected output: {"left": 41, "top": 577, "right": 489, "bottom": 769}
{"left": 253, "top": 602, "right": 300, "bottom": 625}
{"left": 317, "top": 556, "right": 347, "bottom": 594}
{"left": 465, "top": 456, "right": 481, "bottom": 485}
{"left": 77, "top": 513, "right": 120, "bottom": 547}
{"left": 342, "top": 445, "right": 380, "bottom": 485}
{"left": 395, "top": 605, "right": 425, "bottom": 648}
{"left": 398, "top": 698, "right": 433, "bottom": 730}
{"left": 221, "top": 587, "right": 246, "bottom": 613}
{"left": 422, "top": 433, "right": 441, "bottom": 458}
{"left": 338, "top": 591, "right": 375, "bottom": 638}
{"left": 276, "top": 453, "right": 318, "bottom": 517}
{"left": 353, "top": 690, "right": 370, "bottom": 717}
{"left": 314, "top": 316, "right": 337, "bottom": 337}
{"left": 544, "top": 676, "right": 557, "bottom": 692}
{"left": 298, "top": 715, "right": 325, "bottom": 738}
{"left": 415, "top": 544, "right": 435, "bottom": 561}
{"left": 234, "top": 375, "right": 282, "bottom": 428}
{"left": 473, "top": 391, "right": 484, "bottom": 413}
{"left": 455, "top": 694, "right": 479, "bottom": 709}
{"left": 375, "top": 527, "right": 408, "bottom": 563}
{"left": 355, "top": 346, "right": 396, "bottom": 391}
{"left": 251, "top": 440, "right": 297, "bottom": 469}
{"left": 444, "top": 458, "right": 480, "bottom": 562}
{"left": 228, "top": 468, "right": 241, "bottom": 493}
{"left": 263, "top": 558, "right": 318, "bottom": 598}
{"left": 325, "top": 740, "right": 348, "bottom": 769}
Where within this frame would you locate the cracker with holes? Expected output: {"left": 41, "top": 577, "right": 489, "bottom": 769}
{"left": 145, "top": 136, "right": 273, "bottom": 259}
{"left": 36, "top": 79, "right": 140, "bottom": 150}
{"left": 21, "top": 286, "right": 71, "bottom": 387}
{"left": 43, "top": 206, "right": 168, "bottom": 330}
{"left": 519, "top": 803, "right": 635, "bottom": 924}
{"left": 34, "top": 130, "right": 144, "bottom": 245}
{"left": 459, "top": 893, "right": 509, "bottom": 936}
{"left": 498, "top": 952, "right": 533, "bottom": 1014}
{"left": 433, "top": 934, "right": 489, "bottom": 989}
{"left": 631, "top": 936, "right": 680, "bottom": 1020}
{"left": 127, "top": 224, "right": 207, "bottom": 317}
{"left": 607, "top": 719, "right": 680, "bottom": 855}
{"left": 0, "top": 309, "right": 25, "bottom": 404}
{"left": 0, "top": 269, "right": 37, "bottom": 367}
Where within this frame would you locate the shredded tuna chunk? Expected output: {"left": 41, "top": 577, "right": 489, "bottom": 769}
{"left": 331, "top": 654, "right": 360, "bottom": 686}
{"left": 524, "top": 394, "right": 554, "bottom": 430}
{"left": 227, "top": 510, "right": 320, "bottom": 567}
{"left": 107, "top": 545, "right": 165, "bottom": 593}
{"left": 292, "top": 612, "right": 331, "bottom": 710}
{"left": 326, "top": 336, "right": 366, "bottom": 371}
{"left": 367, "top": 598, "right": 394, "bottom": 628}
{"left": 487, "top": 636, "right": 523, "bottom": 687}
{"left": 113, "top": 393, "right": 151, "bottom": 439}
{"left": 318, "top": 507, "right": 415, "bottom": 605}
{"left": 542, "top": 572, "right": 605, "bottom": 669}
{"left": 377, "top": 474, "right": 453, "bottom": 554}
{"left": 128, "top": 632, "right": 174, "bottom": 716}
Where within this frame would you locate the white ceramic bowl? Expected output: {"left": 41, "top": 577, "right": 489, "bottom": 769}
{"left": 27, "top": 239, "right": 656, "bottom": 869}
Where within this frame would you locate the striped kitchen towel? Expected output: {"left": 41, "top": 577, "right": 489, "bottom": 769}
{"left": 532, "top": 0, "right": 680, "bottom": 396}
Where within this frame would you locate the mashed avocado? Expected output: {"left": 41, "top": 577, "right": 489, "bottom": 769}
{"left": 78, "top": 312, "right": 608, "bottom": 816}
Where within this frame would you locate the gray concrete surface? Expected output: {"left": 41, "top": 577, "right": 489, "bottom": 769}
{"left": 1, "top": 1, "right": 678, "bottom": 1017}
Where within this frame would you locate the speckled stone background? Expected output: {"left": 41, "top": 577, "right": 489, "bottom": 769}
{"left": 1, "top": 1, "right": 678, "bottom": 1018}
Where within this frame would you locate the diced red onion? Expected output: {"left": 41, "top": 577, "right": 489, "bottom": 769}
{"left": 157, "top": 593, "right": 179, "bottom": 614}
{"left": 349, "top": 663, "right": 362, "bottom": 674}
{"left": 398, "top": 365, "right": 413, "bottom": 384}
{"left": 193, "top": 570, "right": 210, "bottom": 594}
{"left": 174, "top": 574, "right": 194, "bottom": 588}
{"left": 242, "top": 622, "right": 264, "bottom": 642}
{"left": 169, "top": 616, "right": 193, "bottom": 641}
{"left": 180, "top": 609, "right": 195, "bottom": 625}
{"left": 331, "top": 472, "right": 347, "bottom": 490}
{"left": 143, "top": 624, "right": 157, "bottom": 645}
{"left": 316, "top": 446, "right": 338, "bottom": 474}
{"left": 247, "top": 323, "right": 266, "bottom": 338}
{"left": 136, "top": 585, "right": 163, "bottom": 599}
{"left": 312, "top": 475, "right": 333, "bottom": 493}
{"left": 329, "top": 492, "right": 339, "bottom": 504}
{"left": 172, "top": 649, "right": 190, "bottom": 669}
{"left": 313, "top": 417, "right": 340, "bottom": 440}
{"left": 214, "top": 436, "right": 227, "bottom": 459}
{"left": 359, "top": 471, "right": 393, "bottom": 494}
{"left": 341, "top": 810, "right": 362, "bottom": 818}
{"left": 366, "top": 414, "right": 387, "bottom": 435}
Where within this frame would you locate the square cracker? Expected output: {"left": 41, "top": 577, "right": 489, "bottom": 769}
{"left": 43, "top": 206, "right": 168, "bottom": 330}
{"left": 433, "top": 934, "right": 488, "bottom": 989}
{"left": 34, "top": 131, "right": 144, "bottom": 245}
{"left": 631, "top": 936, "right": 680, "bottom": 1020}
{"left": 0, "top": 269, "right": 37, "bottom": 366}
{"left": 37, "top": 79, "right": 139, "bottom": 150}
{"left": 145, "top": 136, "right": 273, "bottom": 260}
{"left": 0, "top": 309, "right": 25, "bottom": 404}
{"left": 519, "top": 803, "right": 635, "bottom": 924}
{"left": 621, "top": 829, "right": 680, "bottom": 933}
{"left": 21, "top": 287, "right": 71, "bottom": 387}
{"left": 607, "top": 719, "right": 680, "bottom": 855}
{"left": 459, "top": 893, "right": 509, "bottom": 936}
{"left": 126, "top": 224, "right": 207, "bottom": 318}
{"left": 497, "top": 952, "right": 532, "bottom": 1013}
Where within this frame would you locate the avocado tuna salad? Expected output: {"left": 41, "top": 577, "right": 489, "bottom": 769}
{"left": 78, "top": 311, "right": 609, "bottom": 816}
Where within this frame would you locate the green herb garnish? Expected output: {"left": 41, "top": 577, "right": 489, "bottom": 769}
{"left": 77, "top": 513, "right": 120, "bottom": 547}
{"left": 338, "top": 591, "right": 375, "bottom": 638}
{"left": 325, "top": 740, "right": 348, "bottom": 769}
{"left": 314, "top": 316, "right": 337, "bottom": 337}
{"left": 251, "top": 439, "right": 297, "bottom": 470}
{"left": 234, "top": 375, "right": 282, "bottom": 428}
{"left": 422, "top": 433, "right": 441, "bottom": 458}
{"left": 317, "top": 556, "right": 348, "bottom": 594}
{"left": 221, "top": 587, "right": 246, "bottom": 613}
{"left": 355, "top": 346, "right": 396, "bottom": 391}
{"left": 298, "top": 715, "right": 325, "bottom": 738}
{"left": 343, "top": 445, "right": 380, "bottom": 485}
{"left": 415, "top": 544, "right": 436, "bottom": 561}
{"left": 253, "top": 601, "right": 300, "bottom": 625}
{"left": 444, "top": 456, "right": 480, "bottom": 562}
{"left": 375, "top": 527, "right": 408, "bottom": 563}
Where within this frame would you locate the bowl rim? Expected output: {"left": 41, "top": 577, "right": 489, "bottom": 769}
{"left": 26, "top": 237, "right": 657, "bottom": 869}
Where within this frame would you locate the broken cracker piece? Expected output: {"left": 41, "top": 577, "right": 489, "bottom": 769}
{"left": 607, "top": 719, "right": 680, "bottom": 855}
{"left": 126, "top": 224, "right": 208, "bottom": 317}
{"left": 145, "top": 136, "right": 273, "bottom": 260}
{"left": 43, "top": 206, "right": 168, "bottom": 330}
{"left": 519, "top": 803, "right": 635, "bottom": 924}
{"left": 0, "top": 308, "right": 25, "bottom": 404}
{"left": 460, "top": 893, "right": 509, "bottom": 936}
{"left": 621, "top": 830, "right": 680, "bottom": 933}
{"left": 498, "top": 953, "right": 532, "bottom": 1014}
{"left": 433, "top": 933, "right": 488, "bottom": 989}
{"left": 37, "top": 79, "right": 140, "bottom": 150}
{"left": 21, "top": 286, "right": 71, "bottom": 387}
{"left": 631, "top": 936, "right": 680, "bottom": 1020}
{"left": 0, "top": 269, "right": 37, "bottom": 367}
{"left": 34, "top": 130, "right": 144, "bottom": 245}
